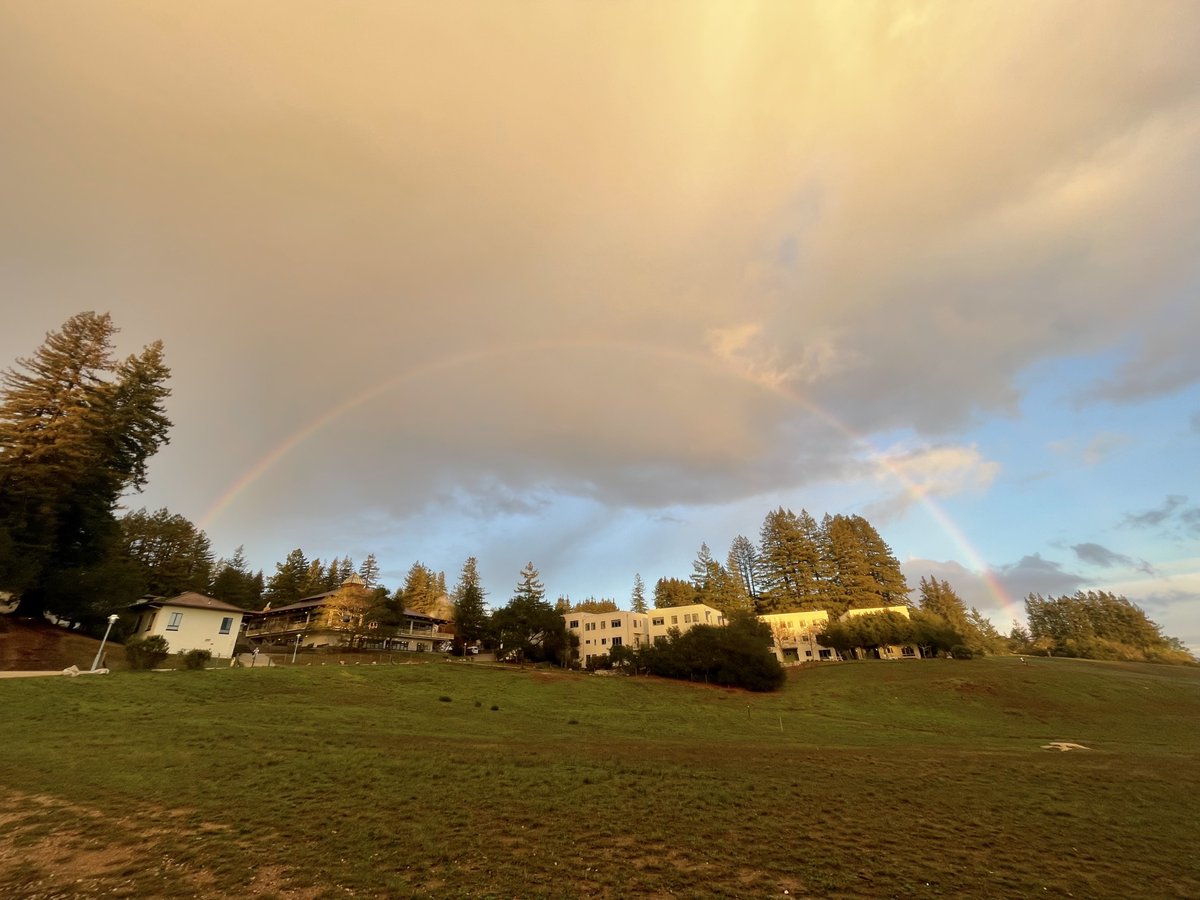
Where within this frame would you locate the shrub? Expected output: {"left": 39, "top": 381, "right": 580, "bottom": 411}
{"left": 125, "top": 635, "right": 170, "bottom": 670}
{"left": 181, "top": 649, "right": 212, "bottom": 670}
{"left": 951, "top": 644, "right": 974, "bottom": 660}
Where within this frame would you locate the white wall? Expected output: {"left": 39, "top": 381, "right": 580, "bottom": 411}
{"left": 144, "top": 606, "right": 242, "bottom": 658}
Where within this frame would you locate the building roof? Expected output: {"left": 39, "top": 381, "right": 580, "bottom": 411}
{"left": 129, "top": 592, "right": 248, "bottom": 614}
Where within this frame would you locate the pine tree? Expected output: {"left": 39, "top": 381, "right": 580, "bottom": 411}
{"left": 120, "top": 507, "right": 214, "bottom": 597}
{"left": 399, "top": 561, "right": 441, "bottom": 613}
{"left": 492, "top": 561, "right": 570, "bottom": 664}
{"left": 757, "top": 508, "right": 824, "bottom": 613}
{"left": 302, "top": 558, "right": 327, "bottom": 596}
{"left": 265, "top": 548, "right": 309, "bottom": 604}
{"left": 451, "top": 556, "right": 488, "bottom": 645}
{"left": 727, "top": 535, "right": 760, "bottom": 602}
{"left": 653, "top": 577, "right": 697, "bottom": 608}
{"left": 631, "top": 573, "right": 648, "bottom": 613}
{"left": 358, "top": 553, "right": 381, "bottom": 589}
{"left": 0, "top": 312, "right": 172, "bottom": 622}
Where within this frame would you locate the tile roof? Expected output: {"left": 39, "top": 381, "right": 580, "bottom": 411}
{"left": 129, "top": 592, "right": 249, "bottom": 614}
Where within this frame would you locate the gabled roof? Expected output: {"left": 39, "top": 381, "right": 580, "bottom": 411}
{"left": 129, "top": 592, "right": 248, "bottom": 614}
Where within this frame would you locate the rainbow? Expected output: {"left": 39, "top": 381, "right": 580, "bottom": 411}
{"left": 199, "top": 339, "right": 1018, "bottom": 619}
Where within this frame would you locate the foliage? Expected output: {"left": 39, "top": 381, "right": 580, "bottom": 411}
{"left": 209, "top": 546, "right": 263, "bottom": 610}
{"left": 264, "top": 548, "right": 310, "bottom": 605}
{"left": 181, "top": 648, "right": 212, "bottom": 670}
{"left": 817, "top": 610, "right": 914, "bottom": 658}
{"left": 1025, "top": 591, "right": 1195, "bottom": 664}
{"left": 0, "top": 312, "right": 172, "bottom": 624}
{"left": 652, "top": 576, "right": 697, "bottom": 608}
{"left": 120, "top": 507, "right": 214, "bottom": 597}
{"left": 572, "top": 596, "right": 619, "bottom": 613}
{"left": 633, "top": 611, "right": 785, "bottom": 691}
{"left": 492, "top": 562, "right": 575, "bottom": 665}
{"left": 358, "top": 553, "right": 381, "bottom": 589}
{"left": 630, "top": 573, "right": 648, "bottom": 613}
{"left": 397, "top": 561, "right": 446, "bottom": 614}
{"left": 124, "top": 635, "right": 170, "bottom": 670}
{"left": 451, "top": 556, "right": 488, "bottom": 646}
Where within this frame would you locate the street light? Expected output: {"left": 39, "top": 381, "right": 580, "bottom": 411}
{"left": 91, "top": 613, "right": 119, "bottom": 672}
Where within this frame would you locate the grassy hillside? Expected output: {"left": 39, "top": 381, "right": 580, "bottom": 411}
{"left": 1, "top": 657, "right": 1197, "bottom": 898}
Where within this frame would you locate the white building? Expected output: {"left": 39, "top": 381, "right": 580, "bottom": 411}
{"left": 128, "top": 592, "right": 247, "bottom": 659}
{"left": 565, "top": 603, "right": 726, "bottom": 669}
{"left": 758, "top": 609, "right": 837, "bottom": 664}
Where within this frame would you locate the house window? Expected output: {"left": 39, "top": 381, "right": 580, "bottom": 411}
{"left": 166, "top": 612, "right": 182, "bottom": 631}
{"left": 902, "top": 646, "right": 915, "bottom": 657}
{"left": 569, "top": 620, "right": 579, "bottom": 629}
{"left": 601, "top": 638, "right": 607, "bottom": 645}
{"left": 671, "top": 615, "right": 678, "bottom": 625}
{"left": 600, "top": 621, "right": 606, "bottom": 630}
{"left": 219, "top": 617, "right": 233, "bottom": 635}
{"left": 611, "top": 636, "right": 622, "bottom": 646}
{"left": 611, "top": 619, "right": 621, "bottom": 628}
{"left": 652, "top": 617, "right": 664, "bottom": 626}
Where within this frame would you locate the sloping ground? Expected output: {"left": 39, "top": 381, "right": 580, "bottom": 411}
{"left": 0, "top": 618, "right": 124, "bottom": 672}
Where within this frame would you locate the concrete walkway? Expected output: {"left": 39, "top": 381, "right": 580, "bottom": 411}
{"left": 0, "top": 667, "right": 110, "bottom": 679}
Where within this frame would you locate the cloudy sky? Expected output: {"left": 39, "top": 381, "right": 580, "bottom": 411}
{"left": 2, "top": 2, "right": 1198, "bottom": 647}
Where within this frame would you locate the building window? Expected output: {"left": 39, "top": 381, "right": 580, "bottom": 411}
{"left": 671, "top": 615, "right": 678, "bottom": 625}
{"left": 611, "top": 619, "right": 621, "bottom": 628}
{"left": 219, "top": 617, "right": 233, "bottom": 635}
{"left": 902, "top": 646, "right": 915, "bottom": 657}
{"left": 166, "top": 612, "right": 182, "bottom": 631}
{"left": 652, "top": 617, "right": 664, "bottom": 626}
{"left": 600, "top": 621, "right": 606, "bottom": 630}
{"left": 611, "top": 636, "right": 622, "bottom": 646}
{"left": 569, "top": 620, "right": 579, "bottom": 629}
{"left": 601, "top": 638, "right": 607, "bottom": 645}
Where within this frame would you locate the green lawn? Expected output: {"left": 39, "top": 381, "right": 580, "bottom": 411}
{"left": 1, "top": 656, "right": 1198, "bottom": 898}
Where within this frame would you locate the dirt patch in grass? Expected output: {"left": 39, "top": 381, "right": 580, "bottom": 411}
{"left": 0, "top": 789, "right": 317, "bottom": 899}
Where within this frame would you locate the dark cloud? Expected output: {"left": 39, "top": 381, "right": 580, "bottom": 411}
{"left": 1071, "top": 542, "right": 1157, "bottom": 576}
{"left": 1072, "top": 542, "right": 1131, "bottom": 567}
{"left": 1122, "top": 495, "right": 1188, "bottom": 529}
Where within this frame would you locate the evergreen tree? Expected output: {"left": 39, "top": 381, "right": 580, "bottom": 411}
{"left": 265, "top": 548, "right": 309, "bottom": 605}
{"left": 119, "top": 507, "right": 214, "bottom": 597}
{"left": 573, "top": 597, "right": 619, "bottom": 613}
{"left": 0, "top": 312, "right": 172, "bottom": 622}
{"left": 210, "top": 545, "right": 261, "bottom": 609}
{"left": 757, "top": 508, "right": 825, "bottom": 613}
{"left": 398, "top": 561, "right": 441, "bottom": 613}
{"left": 338, "top": 556, "right": 354, "bottom": 583}
{"left": 653, "top": 576, "right": 698, "bottom": 608}
{"left": 451, "top": 556, "right": 488, "bottom": 645}
{"left": 302, "top": 558, "right": 327, "bottom": 596}
{"left": 727, "top": 536, "right": 759, "bottom": 603}
{"left": 358, "top": 553, "right": 381, "bottom": 589}
{"left": 492, "top": 562, "right": 571, "bottom": 664}
{"left": 631, "top": 573, "right": 648, "bottom": 614}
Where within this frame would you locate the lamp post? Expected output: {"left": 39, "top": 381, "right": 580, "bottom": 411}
{"left": 91, "top": 613, "right": 119, "bottom": 672}
{"left": 292, "top": 632, "right": 302, "bottom": 664}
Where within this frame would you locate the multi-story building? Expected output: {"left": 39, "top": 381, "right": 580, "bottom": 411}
{"left": 758, "top": 609, "right": 837, "bottom": 664}
{"left": 565, "top": 603, "right": 726, "bottom": 669}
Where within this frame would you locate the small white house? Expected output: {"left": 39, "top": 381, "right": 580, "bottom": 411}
{"left": 128, "top": 592, "right": 246, "bottom": 658}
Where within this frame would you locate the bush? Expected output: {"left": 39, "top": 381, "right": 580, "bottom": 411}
{"left": 181, "top": 649, "right": 212, "bottom": 670}
{"left": 950, "top": 644, "right": 974, "bottom": 660}
{"left": 125, "top": 635, "right": 170, "bottom": 670}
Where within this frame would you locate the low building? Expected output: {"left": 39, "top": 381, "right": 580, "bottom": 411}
{"left": 565, "top": 603, "right": 726, "bottom": 669}
{"left": 243, "top": 574, "right": 453, "bottom": 653}
{"left": 127, "top": 592, "right": 247, "bottom": 658}
{"left": 840, "top": 604, "right": 921, "bottom": 660}
{"left": 759, "top": 609, "right": 837, "bottom": 664}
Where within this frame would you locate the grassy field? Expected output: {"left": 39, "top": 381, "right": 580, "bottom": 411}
{"left": 1, "top": 656, "right": 1198, "bottom": 898}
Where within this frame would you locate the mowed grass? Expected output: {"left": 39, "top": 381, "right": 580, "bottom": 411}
{"left": 1, "top": 657, "right": 1198, "bottom": 898}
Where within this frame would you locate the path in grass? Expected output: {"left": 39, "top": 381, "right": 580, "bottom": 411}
{"left": 1, "top": 657, "right": 1197, "bottom": 898}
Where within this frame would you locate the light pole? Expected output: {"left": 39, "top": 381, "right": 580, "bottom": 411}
{"left": 91, "top": 614, "right": 119, "bottom": 672}
{"left": 292, "top": 632, "right": 302, "bottom": 664}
